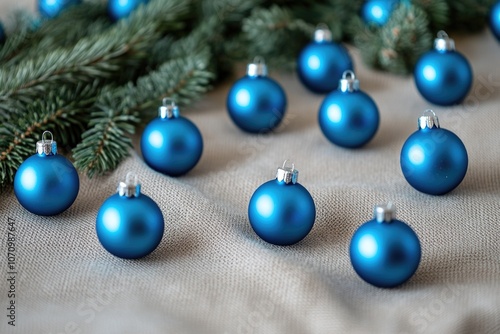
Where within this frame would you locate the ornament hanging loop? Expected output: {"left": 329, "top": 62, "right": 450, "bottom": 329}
{"left": 159, "top": 97, "right": 179, "bottom": 119}
{"left": 374, "top": 203, "right": 395, "bottom": 223}
{"left": 36, "top": 130, "right": 57, "bottom": 156}
{"left": 247, "top": 56, "right": 268, "bottom": 77}
{"left": 434, "top": 30, "right": 455, "bottom": 52}
{"left": 339, "top": 70, "right": 360, "bottom": 93}
{"left": 418, "top": 109, "right": 440, "bottom": 130}
{"left": 276, "top": 160, "right": 298, "bottom": 185}
{"left": 118, "top": 172, "right": 141, "bottom": 197}
{"left": 314, "top": 23, "right": 332, "bottom": 42}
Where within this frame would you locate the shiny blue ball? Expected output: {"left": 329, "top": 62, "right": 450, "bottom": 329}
{"left": 297, "top": 41, "right": 353, "bottom": 94}
{"left": 227, "top": 76, "right": 287, "bottom": 133}
{"left": 108, "top": 0, "right": 149, "bottom": 21}
{"left": 400, "top": 127, "right": 468, "bottom": 195}
{"left": 318, "top": 90, "right": 379, "bottom": 148}
{"left": 96, "top": 193, "right": 164, "bottom": 259}
{"left": 414, "top": 50, "right": 473, "bottom": 106}
{"left": 248, "top": 180, "right": 316, "bottom": 246}
{"left": 491, "top": 1, "right": 500, "bottom": 41}
{"left": 39, "top": 0, "right": 81, "bottom": 18}
{"left": 350, "top": 218, "right": 421, "bottom": 288}
{"left": 14, "top": 154, "right": 79, "bottom": 216}
{"left": 361, "top": 0, "right": 400, "bottom": 26}
{"left": 141, "top": 116, "right": 203, "bottom": 176}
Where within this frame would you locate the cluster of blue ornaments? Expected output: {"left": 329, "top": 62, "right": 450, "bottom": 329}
{"left": 37, "top": 0, "right": 149, "bottom": 20}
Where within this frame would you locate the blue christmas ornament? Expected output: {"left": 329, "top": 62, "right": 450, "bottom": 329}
{"left": 227, "top": 57, "right": 287, "bottom": 133}
{"left": 361, "top": 0, "right": 400, "bottom": 26}
{"left": 141, "top": 98, "right": 203, "bottom": 176}
{"left": 350, "top": 203, "right": 421, "bottom": 288}
{"left": 491, "top": 1, "right": 500, "bottom": 41}
{"left": 248, "top": 161, "right": 316, "bottom": 246}
{"left": 38, "top": 0, "right": 81, "bottom": 18}
{"left": 0, "top": 22, "right": 5, "bottom": 44}
{"left": 297, "top": 25, "right": 353, "bottom": 94}
{"left": 400, "top": 110, "right": 468, "bottom": 195}
{"left": 318, "top": 70, "right": 379, "bottom": 148}
{"left": 96, "top": 173, "right": 164, "bottom": 259}
{"left": 414, "top": 31, "right": 473, "bottom": 106}
{"left": 14, "top": 131, "right": 79, "bottom": 216}
{"left": 108, "top": 0, "right": 149, "bottom": 21}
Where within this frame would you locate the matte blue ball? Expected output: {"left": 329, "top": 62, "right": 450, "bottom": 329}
{"left": 108, "top": 0, "right": 149, "bottom": 21}
{"left": 96, "top": 193, "right": 164, "bottom": 259}
{"left": 14, "top": 154, "right": 79, "bottom": 216}
{"left": 297, "top": 41, "right": 353, "bottom": 94}
{"left": 227, "top": 76, "right": 287, "bottom": 133}
{"left": 361, "top": 0, "right": 400, "bottom": 26}
{"left": 414, "top": 50, "right": 473, "bottom": 106}
{"left": 39, "top": 0, "right": 81, "bottom": 18}
{"left": 318, "top": 90, "right": 379, "bottom": 148}
{"left": 0, "top": 23, "right": 5, "bottom": 44}
{"left": 400, "top": 127, "right": 468, "bottom": 195}
{"left": 350, "top": 218, "right": 421, "bottom": 288}
{"left": 248, "top": 180, "right": 316, "bottom": 246}
{"left": 141, "top": 116, "right": 203, "bottom": 176}
{"left": 491, "top": 1, "right": 500, "bottom": 41}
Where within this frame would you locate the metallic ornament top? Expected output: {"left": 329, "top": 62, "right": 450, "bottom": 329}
{"left": 374, "top": 203, "right": 395, "bottom": 223}
{"left": 36, "top": 131, "right": 58, "bottom": 156}
{"left": 117, "top": 172, "right": 141, "bottom": 198}
{"left": 434, "top": 30, "right": 455, "bottom": 52}
{"left": 313, "top": 24, "right": 333, "bottom": 43}
{"left": 339, "top": 70, "right": 360, "bottom": 93}
{"left": 276, "top": 160, "right": 298, "bottom": 185}
{"left": 247, "top": 56, "right": 268, "bottom": 77}
{"left": 158, "top": 98, "right": 180, "bottom": 119}
{"left": 418, "top": 109, "right": 440, "bottom": 130}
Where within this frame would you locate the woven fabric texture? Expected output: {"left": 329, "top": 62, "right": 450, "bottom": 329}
{"left": 1, "top": 2, "right": 500, "bottom": 333}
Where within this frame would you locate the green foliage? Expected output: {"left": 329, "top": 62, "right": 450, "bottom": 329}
{"left": 0, "top": 0, "right": 494, "bottom": 186}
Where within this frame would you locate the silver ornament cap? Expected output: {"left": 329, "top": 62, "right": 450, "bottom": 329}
{"left": 339, "top": 70, "right": 360, "bottom": 93}
{"left": 158, "top": 97, "right": 179, "bottom": 119}
{"left": 374, "top": 203, "right": 395, "bottom": 223}
{"left": 247, "top": 56, "right": 268, "bottom": 77}
{"left": 418, "top": 109, "right": 440, "bottom": 130}
{"left": 314, "top": 24, "right": 333, "bottom": 43}
{"left": 117, "top": 172, "right": 141, "bottom": 198}
{"left": 434, "top": 30, "right": 455, "bottom": 52}
{"left": 36, "top": 131, "right": 57, "bottom": 156}
{"left": 276, "top": 160, "right": 298, "bottom": 185}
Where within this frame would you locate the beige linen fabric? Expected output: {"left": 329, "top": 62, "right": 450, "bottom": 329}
{"left": 1, "top": 2, "right": 500, "bottom": 333}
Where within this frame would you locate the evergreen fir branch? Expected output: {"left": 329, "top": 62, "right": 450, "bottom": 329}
{"left": 412, "top": 0, "right": 449, "bottom": 32}
{"left": 294, "top": 0, "right": 364, "bottom": 41}
{"left": 351, "top": 4, "right": 432, "bottom": 75}
{"left": 0, "top": 85, "right": 97, "bottom": 186}
{"left": 0, "top": 0, "right": 191, "bottom": 112}
{"left": 446, "top": 0, "right": 496, "bottom": 31}
{"left": 242, "top": 5, "right": 313, "bottom": 69}
{"left": 0, "top": 11, "right": 38, "bottom": 65}
{"left": 73, "top": 49, "right": 214, "bottom": 177}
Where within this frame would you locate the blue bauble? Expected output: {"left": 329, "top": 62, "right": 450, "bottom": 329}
{"left": 361, "top": 0, "right": 400, "bottom": 26}
{"left": 318, "top": 71, "right": 379, "bottom": 148}
{"left": 96, "top": 174, "right": 164, "bottom": 259}
{"left": 141, "top": 99, "right": 203, "bottom": 176}
{"left": 248, "top": 162, "right": 316, "bottom": 246}
{"left": 108, "top": 0, "right": 149, "bottom": 21}
{"left": 39, "top": 0, "right": 81, "bottom": 18}
{"left": 491, "top": 1, "right": 500, "bottom": 41}
{"left": 414, "top": 31, "right": 473, "bottom": 106}
{"left": 227, "top": 59, "right": 287, "bottom": 133}
{"left": 0, "top": 23, "right": 5, "bottom": 44}
{"left": 14, "top": 132, "right": 79, "bottom": 216}
{"left": 350, "top": 204, "right": 421, "bottom": 288}
{"left": 400, "top": 111, "right": 468, "bottom": 195}
{"left": 297, "top": 26, "right": 353, "bottom": 94}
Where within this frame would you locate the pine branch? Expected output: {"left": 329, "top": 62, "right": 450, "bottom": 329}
{"left": 0, "top": 0, "right": 191, "bottom": 113}
{"left": 0, "top": 11, "right": 38, "bottom": 65}
{"left": 73, "top": 49, "right": 214, "bottom": 177}
{"left": 0, "top": 85, "right": 97, "bottom": 186}
{"left": 351, "top": 3, "right": 432, "bottom": 75}
{"left": 446, "top": 0, "right": 496, "bottom": 31}
{"left": 241, "top": 5, "right": 313, "bottom": 69}
{"left": 412, "top": 0, "right": 449, "bottom": 32}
